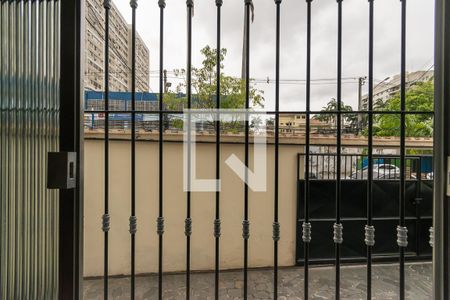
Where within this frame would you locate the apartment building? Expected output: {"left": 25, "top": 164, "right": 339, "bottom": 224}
{"left": 361, "top": 70, "right": 434, "bottom": 109}
{"left": 128, "top": 26, "right": 150, "bottom": 92}
{"left": 84, "top": 0, "right": 150, "bottom": 92}
{"left": 279, "top": 114, "right": 331, "bottom": 134}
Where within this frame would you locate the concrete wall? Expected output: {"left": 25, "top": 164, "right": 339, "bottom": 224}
{"left": 84, "top": 139, "right": 302, "bottom": 277}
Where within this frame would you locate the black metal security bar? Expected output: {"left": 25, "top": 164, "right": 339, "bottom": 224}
{"left": 102, "top": 1, "right": 111, "bottom": 300}
{"left": 273, "top": 1, "right": 282, "bottom": 299}
{"left": 214, "top": 1, "right": 222, "bottom": 300}
{"left": 157, "top": 1, "right": 166, "bottom": 300}
{"left": 185, "top": 1, "right": 193, "bottom": 299}
{"left": 335, "top": 1, "right": 344, "bottom": 299}
{"left": 303, "top": 1, "right": 312, "bottom": 299}
{"left": 433, "top": 0, "right": 450, "bottom": 297}
{"left": 366, "top": 1, "right": 375, "bottom": 299}
{"left": 398, "top": 1, "right": 408, "bottom": 299}
{"left": 243, "top": 1, "right": 252, "bottom": 299}
{"left": 59, "top": 0, "right": 84, "bottom": 298}
{"left": 129, "top": 1, "right": 137, "bottom": 299}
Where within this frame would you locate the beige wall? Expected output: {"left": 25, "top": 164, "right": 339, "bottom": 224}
{"left": 84, "top": 139, "right": 303, "bottom": 277}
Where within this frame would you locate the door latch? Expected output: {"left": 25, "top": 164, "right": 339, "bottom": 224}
{"left": 47, "top": 152, "right": 77, "bottom": 189}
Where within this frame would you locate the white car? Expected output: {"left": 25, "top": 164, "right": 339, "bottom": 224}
{"left": 348, "top": 164, "right": 401, "bottom": 180}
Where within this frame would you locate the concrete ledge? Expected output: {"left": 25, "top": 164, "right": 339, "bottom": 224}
{"left": 84, "top": 130, "right": 433, "bottom": 148}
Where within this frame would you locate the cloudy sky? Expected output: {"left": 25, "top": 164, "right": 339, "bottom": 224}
{"left": 113, "top": 0, "right": 435, "bottom": 111}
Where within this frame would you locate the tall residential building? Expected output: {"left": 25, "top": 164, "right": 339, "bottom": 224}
{"left": 84, "top": 0, "right": 150, "bottom": 92}
{"left": 361, "top": 70, "right": 434, "bottom": 109}
{"left": 128, "top": 27, "right": 150, "bottom": 92}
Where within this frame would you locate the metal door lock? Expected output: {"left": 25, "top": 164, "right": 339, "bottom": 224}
{"left": 47, "top": 152, "right": 77, "bottom": 189}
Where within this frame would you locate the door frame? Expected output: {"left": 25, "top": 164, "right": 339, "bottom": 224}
{"left": 56, "top": 0, "right": 448, "bottom": 298}
{"left": 433, "top": 0, "right": 450, "bottom": 298}
{"left": 59, "top": 0, "right": 85, "bottom": 299}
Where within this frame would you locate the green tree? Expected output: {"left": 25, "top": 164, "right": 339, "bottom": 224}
{"left": 373, "top": 81, "right": 433, "bottom": 137}
{"left": 313, "top": 98, "right": 358, "bottom": 127}
{"left": 169, "top": 45, "right": 264, "bottom": 109}
{"left": 163, "top": 92, "right": 185, "bottom": 111}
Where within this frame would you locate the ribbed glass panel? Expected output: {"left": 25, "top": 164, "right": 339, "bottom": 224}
{"left": 0, "top": 1, "right": 60, "bottom": 299}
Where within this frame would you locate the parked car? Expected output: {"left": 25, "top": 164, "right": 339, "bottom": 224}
{"left": 348, "top": 164, "right": 401, "bottom": 180}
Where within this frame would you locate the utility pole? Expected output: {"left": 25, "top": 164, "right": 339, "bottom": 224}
{"left": 357, "top": 76, "right": 367, "bottom": 133}
{"left": 358, "top": 76, "right": 367, "bottom": 111}
{"left": 163, "top": 69, "right": 168, "bottom": 93}
{"left": 241, "top": 2, "right": 254, "bottom": 80}
{"left": 241, "top": 13, "right": 247, "bottom": 80}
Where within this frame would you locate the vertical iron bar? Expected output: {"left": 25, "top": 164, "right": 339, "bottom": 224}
{"left": 328, "top": 154, "right": 331, "bottom": 179}
{"left": 304, "top": 1, "right": 312, "bottom": 299}
{"left": 0, "top": 2, "right": 3, "bottom": 296}
{"left": 129, "top": 1, "right": 137, "bottom": 299}
{"left": 243, "top": 1, "right": 252, "bottom": 299}
{"left": 416, "top": 158, "right": 422, "bottom": 256}
{"left": 433, "top": 0, "right": 449, "bottom": 297}
{"left": 1, "top": 5, "right": 6, "bottom": 298}
{"left": 366, "top": 1, "right": 374, "bottom": 299}
{"left": 157, "top": 1, "right": 166, "bottom": 300}
{"left": 399, "top": 1, "right": 407, "bottom": 299}
{"left": 316, "top": 155, "right": 319, "bottom": 179}
{"left": 59, "top": 0, "right": 85, "bottom": 297}
{"left": 334, "top": 156, "right": 336, "bottom": 180}
{"left": 322, "top": 155, "right": 325, "bottom": 178}
{"left": 273, "top": 1, "right": 281, "bottom": 298}
{"left": 214, "top": 1, "right": 223, "bottom": 299}
{"left": 185, "top": 1, "right": 193, "bottom": 299}
{"left": 344, "top": 156, "right": 347, "bottom": 177}
{"left": 335, "top": 1, "right": 343, "bottom": 299}
{"left": 103, "top": 1, "right": 111, "bottom": 299}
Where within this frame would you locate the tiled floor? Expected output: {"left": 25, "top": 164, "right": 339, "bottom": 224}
{"left": 83, "top": 262, "right": 432, "bottom": 299}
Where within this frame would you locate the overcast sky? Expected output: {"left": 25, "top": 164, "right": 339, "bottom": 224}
{"left": 113, "top": 0, "right": 435, "bottom": 111}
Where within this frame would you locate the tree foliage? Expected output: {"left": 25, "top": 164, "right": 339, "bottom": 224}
{"left": 165, "top": 45, "right": 264, "bottom": 110}
{"left": 372, "top": 81, "right": 433, "bottom": 137}
{"left": 313, "top": 98, "right": 358, "bottom": 127}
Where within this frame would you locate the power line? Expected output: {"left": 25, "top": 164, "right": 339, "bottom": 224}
{"left": 407, "top": 64, "right": 434, "bottom": 86}
{"left": 86, "top": 70, "right": 364, "bottom": 85}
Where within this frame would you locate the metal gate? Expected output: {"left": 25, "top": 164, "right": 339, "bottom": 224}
{"left": 56, "top": 0, "right": 450, "bottom": 299}
{"left": 296, "top": 154, "right": 433, "bottom": 264}
{"left": 0, "top": 1, "right": 60, "bottom": 299}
